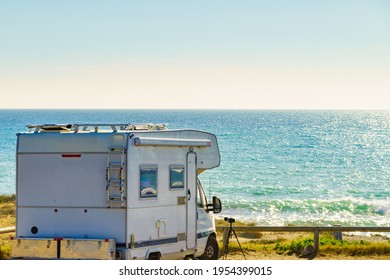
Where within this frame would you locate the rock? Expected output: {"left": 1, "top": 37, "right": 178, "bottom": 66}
{"left": 300, "top": 245, "right": 314, "bottom": 258}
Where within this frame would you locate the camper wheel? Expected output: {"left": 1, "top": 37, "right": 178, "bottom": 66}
{"left": 147, "top": 252, "right": 161, "bottom": 260}
{"left": 199, "top": 235, "right": 219, "bottom": 260}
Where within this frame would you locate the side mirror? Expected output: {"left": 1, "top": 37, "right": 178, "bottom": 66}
{"left": 211, "top": 196, "right": 222, "bottom": 214}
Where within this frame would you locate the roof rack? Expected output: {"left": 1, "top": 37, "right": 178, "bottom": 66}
{"left": 27, "top": 123, "right": 167, "bottom": 133}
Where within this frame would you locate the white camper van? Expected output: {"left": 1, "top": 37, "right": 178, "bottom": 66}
{"left": 12, "top": 123, "right": 222, "bottom": 260}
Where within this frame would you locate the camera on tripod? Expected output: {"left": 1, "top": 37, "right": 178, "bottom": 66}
{"left": 224, "top": 217, "right": 235, "bottom": 223}
{"left": 222, "top": 216, "right": 246, "bottom": 259}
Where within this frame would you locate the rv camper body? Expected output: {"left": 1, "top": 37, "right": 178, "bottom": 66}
{"left": 12, "top": 124, "right": 222, "bottom": 260}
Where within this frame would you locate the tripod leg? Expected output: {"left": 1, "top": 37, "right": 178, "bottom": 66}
{"left": 232, "top": 228, "right": 246, "bottom": 260}
{"left": 223, "top": 228, "right": 233, "bottom": 260}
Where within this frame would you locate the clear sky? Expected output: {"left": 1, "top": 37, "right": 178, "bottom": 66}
{"left": 1, "top": 0, "right": 389, "bottom": 109}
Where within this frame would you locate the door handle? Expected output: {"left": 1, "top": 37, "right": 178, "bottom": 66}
{"left": 187, "top": 189, "right": 191, "bottom": 201}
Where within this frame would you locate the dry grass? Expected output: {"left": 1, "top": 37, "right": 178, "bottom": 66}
{"left": 0, "top": 195, "right": 15, "bottom": 228}
{"left": 0, "top": 194, "right": 15, "bottom": 259}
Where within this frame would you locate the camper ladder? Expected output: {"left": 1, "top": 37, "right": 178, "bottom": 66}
{"left": 106, "top": 134, "right": 127, "bottom": 208}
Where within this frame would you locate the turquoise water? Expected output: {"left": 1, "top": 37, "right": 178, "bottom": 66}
{"left": 1, "top": 110, "right": 390, "bottom": 227}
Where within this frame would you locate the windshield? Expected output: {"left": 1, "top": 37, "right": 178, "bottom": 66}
{"left": 197, "top": 179, "right": 207, "bottom": 209}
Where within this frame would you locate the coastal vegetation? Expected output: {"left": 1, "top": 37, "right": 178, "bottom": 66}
{"left": 1, "top": 194, "right": 390, "bottom": 260}
{"left": 214, "top": 219, "right": 390, "bottom": 259}
{"left": 218, "top": 232, "right": 390, "bottom": 260}
{"left": 0, "top": 194, "right": 15, "bottom": 259}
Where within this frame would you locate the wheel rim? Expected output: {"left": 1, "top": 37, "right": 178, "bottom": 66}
{"left": 205, "top": 244, "right": 214, "bottom": 258}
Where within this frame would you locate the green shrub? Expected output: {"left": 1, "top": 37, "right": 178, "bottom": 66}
{"left": 274, "top": 233, "right": 390, "bottom": 257}
{"left": 275, "top": 237, "right": 314, "bottom": 255}
{"left": 0, "top": 194, "right": 16, "bottom": 204}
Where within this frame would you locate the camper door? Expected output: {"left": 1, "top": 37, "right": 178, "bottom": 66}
{"left": 186, "top": 151, "right": 197, "bottom": 250}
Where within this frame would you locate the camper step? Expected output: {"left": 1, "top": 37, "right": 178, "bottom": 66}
{"left": 107, "top": 165, "right": 123, "bottom": 170}
{"left": 109, "top": 146, "right": 127, "bottom": 150}
{"left": 105, "top": 182, "right": 124, "bottom": 190}
{"left": 106, "top": 186, "right": 124, "bottom": 191}
{"left": 109, "top": 196, "right": 126, "bottom": 201}
{"left": 107, "top": 178, "right": 124, "bottom": 183}
{"left": 108, "top": 162, "right": 123, "bottom": 167}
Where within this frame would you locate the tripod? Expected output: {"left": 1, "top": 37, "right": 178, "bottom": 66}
{"left": 223, "top": 217, "right": 246, "bottom": 260}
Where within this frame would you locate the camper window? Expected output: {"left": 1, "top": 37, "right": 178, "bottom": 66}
{"left": 140, "top": 167, "right": 158, "bottom": 198}
{"left": 169, "top": 166, "right": 184, "bottom": 189}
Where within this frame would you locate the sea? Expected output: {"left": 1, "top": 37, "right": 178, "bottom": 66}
{"left": 1, "top": 109, "right": 390, "bottom": 228}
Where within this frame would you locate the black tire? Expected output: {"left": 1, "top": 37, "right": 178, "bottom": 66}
{"left": 147, "top": 252, "right": 161, "bottom": 260}
{"left": 199, "top": 235, "right": 219, "bottom": 260}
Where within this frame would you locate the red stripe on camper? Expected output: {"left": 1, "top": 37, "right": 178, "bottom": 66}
{"left": 62, "top": 154, "right": 81, "bottom": 158}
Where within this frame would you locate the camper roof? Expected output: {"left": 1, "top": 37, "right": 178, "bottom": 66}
{"left": 27, "top": 123, "right": 167, "bottom": 133}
